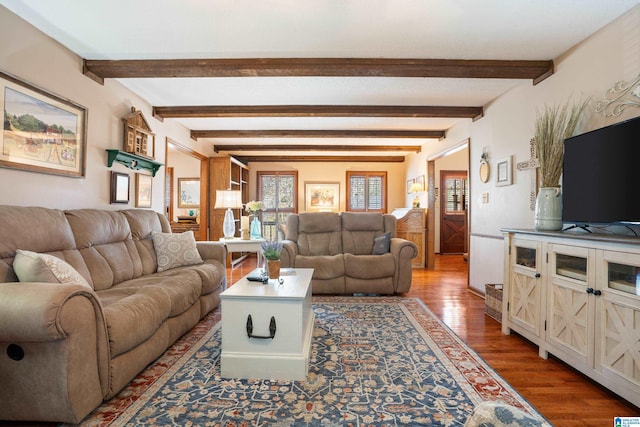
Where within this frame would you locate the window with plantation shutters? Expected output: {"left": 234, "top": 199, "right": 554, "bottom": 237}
{"left": 346, "top": 171, "right": 387, "bottom": 212}
{"left": 258, "top": 171, "right": 298, "bottom": 240}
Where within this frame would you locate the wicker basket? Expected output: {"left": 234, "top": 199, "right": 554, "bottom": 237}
{"left": 484, "top": 284, "right": 503, "bottom": 323}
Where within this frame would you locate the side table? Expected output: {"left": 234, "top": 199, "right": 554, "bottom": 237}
{"left": 219, "top": 237, "right": 266, "bottom": 268}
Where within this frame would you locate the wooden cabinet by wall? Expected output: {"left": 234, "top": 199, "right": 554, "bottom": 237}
{"left": 503, "top": 229, "right": 640, "bottom": 408}
{"left": 208, "top": 156, "right": 249, "bottom": 241}
{"left": 170, "top": 222, "right": 200, "bottom": 239}
{"left": 392, "top": 208, "right": 426, "bottom": 268}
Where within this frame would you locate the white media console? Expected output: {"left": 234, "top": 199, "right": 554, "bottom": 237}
{"left": 502, "top": 228, "right": 640, "bottom": 408}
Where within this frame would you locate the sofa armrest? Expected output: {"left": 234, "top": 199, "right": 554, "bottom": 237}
{"left": 390, "top": 237, "right": 418, "bottom": 293}
{"left": 197, "top": 241, "right": 227, "bottom": 265}
{"left": 280, "top": 240, "right": 298, "bottom": 268}
{"left": 0, "top": 282, "right": 109, "bottom": 423}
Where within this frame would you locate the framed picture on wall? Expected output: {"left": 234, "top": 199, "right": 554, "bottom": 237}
{"left": 177, "top": 177, "right": 200, "bottom": 208}
{"left": 136, "top": 173, "right": 152, "bottom": 208}
{"left": 0, "top": 71, "right": 87, "bottom": 177}
{"left": 110, "top": 172, "right": 130, "bottom": 204}
{"left": 305, "top": 182, "right": 339, "bottom": 212}
{"left": 496, "top": 156, "right": 513, "bottom": 187}
{"left": 406, "top": 179, "right": 415, "bottom": 193}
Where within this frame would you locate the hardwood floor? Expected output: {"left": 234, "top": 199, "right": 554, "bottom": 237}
{"left": 230, "top": 254, "right": 640, "bottom": 426}
{"left": 7, "top": 255, "right": 637, "bottom": 426}
{"left": 407, "top": 254, "right": 639, "bottom": 427}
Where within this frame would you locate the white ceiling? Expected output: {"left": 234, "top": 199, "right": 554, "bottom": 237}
{"left": 2, "top": 0, "right": 639, "bottom": 159}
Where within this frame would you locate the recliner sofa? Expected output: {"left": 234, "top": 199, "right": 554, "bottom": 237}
{"left": 280, "top": 212, "right": 417, "bottom": 294}
{"left": 0, "top": 205, "right": 226, "bottom": 423}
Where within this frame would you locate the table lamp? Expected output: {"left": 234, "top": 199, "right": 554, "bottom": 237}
{"left": 409, "top": 182, "right": 423, "bottom": 208}
{"left": 214, "top": 190, "right": 243, "bottom": 238}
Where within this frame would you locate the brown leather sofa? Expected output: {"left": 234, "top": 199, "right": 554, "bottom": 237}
{"left": 0, "top": 205, "right": 226, "bottom": 423}
{"left": 280, "top": 212, "right": 417, "bottom": 294}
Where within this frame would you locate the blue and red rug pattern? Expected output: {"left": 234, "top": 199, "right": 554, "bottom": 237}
{"left": 77, "top": 297, "right": 545, "bottom": 426}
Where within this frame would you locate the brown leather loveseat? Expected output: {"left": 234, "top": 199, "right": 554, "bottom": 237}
{"left": 280, "top": 212, "right": 417, "bottom": 294}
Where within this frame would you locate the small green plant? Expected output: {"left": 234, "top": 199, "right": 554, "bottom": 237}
{"left": 261, "top": 240, "right": 283, "bottom": 261}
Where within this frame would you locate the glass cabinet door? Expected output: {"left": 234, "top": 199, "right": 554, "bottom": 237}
{"left": 608, "top": 262, "right": 640, "bottom": 295}
{"left": 515, "top": 246, "right": 537, "bottom": 269}
{"left": 509, "top": 239, "right": 542, "bottom": 338}
{"left": 555, "top": 253, "right": 588, "bottom": 282}
{"left": 546, "top": 244, "right": 594, "bottom": 368}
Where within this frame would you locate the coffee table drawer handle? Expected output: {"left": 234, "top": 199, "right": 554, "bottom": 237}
{"left": 246, "top": 315, "right": 277, "bottom": 339}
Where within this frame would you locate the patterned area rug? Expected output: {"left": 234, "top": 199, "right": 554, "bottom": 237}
{"left": 75, "top": 297, "right": 547, "bottom": 426}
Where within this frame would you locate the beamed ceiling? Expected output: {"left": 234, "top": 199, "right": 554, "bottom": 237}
{"left": 2, "top": 0, "right": 639, "bottom": 162}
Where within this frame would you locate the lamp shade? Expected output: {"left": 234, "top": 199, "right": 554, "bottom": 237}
{"left": 408, "top": 182, "right": 423, "bottom": 194}
{"left": 214, "top": 190, "right": 243, "bottom": 209}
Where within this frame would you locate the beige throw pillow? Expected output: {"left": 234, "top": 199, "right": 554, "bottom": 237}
{"left": 152, "top": 231, "right": 203, "bottom": 272}
{"left": 13, "top": 249, "right": 91, "bottom": 289}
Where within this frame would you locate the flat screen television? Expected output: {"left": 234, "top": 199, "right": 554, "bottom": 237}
{"left": 562, "top": 115, "right": 640, "bottom": 227}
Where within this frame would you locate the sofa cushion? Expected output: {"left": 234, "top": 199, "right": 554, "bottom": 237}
{"left": 159, "top": 260, "right": 225, "bottom": 295}
{"left": 13, "top": 249, "right": 91, "bottom": 289}
{"left": 295, "top": 212, "right": 343, "bottom": 256}
{"left": 99, "top": 285, "right": 172, "bottom": 357}
{"left": 372, "top": 232, "right": 391, "bottom": 255}
{"left": 295, "top": 254, "right": 345, "bottom": 279}
{"left": 123, "top": 209, "right": 172, "bottom": 275}
{"left": 152, "top": 231, "right": 203, "bottom": 272}
{"left": 344, "top": 252, "right": 395, "bottom": 279}
{"left": 341, "top": 212, "right": 386, "bottom": 255}
{"left": 66, "top": 209, "right": 143, "bottom": 290}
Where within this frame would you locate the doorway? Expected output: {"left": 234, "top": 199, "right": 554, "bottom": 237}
{"left": 439, "top": 170, "right": 468, "bottom": 254}
{"left": 165, "top": 138, "right": 208, "bottom": 240}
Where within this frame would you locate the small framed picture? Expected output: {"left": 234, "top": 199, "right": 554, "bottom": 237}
{"left": 496, "top": 156, "right": 513, "bottom": 187}
{"left": 407, "top": 179, "right": 415, "bottom": 193}
{"left": 135, "top": 173, "right": 152, "bottom": 208}
{"left": 110, "top": 172, "right": 130, "bottom": 204}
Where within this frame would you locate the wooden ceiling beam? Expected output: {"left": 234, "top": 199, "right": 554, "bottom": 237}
{"left": 153, "top": 105, "right": 483, "bottom": 121}
{"left": 192, "top": 129, "right": 444, "bottom": 140}
{"left": 213, "top": 144, "right": 421, "bottom": 153}
{"left": 84, "top": 58, "right": 553, "bottom": 84}
{"left": 234, "top": 155, "right": 405, "bottom": 163}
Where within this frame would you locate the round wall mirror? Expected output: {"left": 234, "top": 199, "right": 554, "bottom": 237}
{"left": 479, "top": 160, "right": 490, "bottom": 183}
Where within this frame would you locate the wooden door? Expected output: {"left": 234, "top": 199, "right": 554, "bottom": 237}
{"left": 440, "top": 170, "right": 467, "bottom": 254}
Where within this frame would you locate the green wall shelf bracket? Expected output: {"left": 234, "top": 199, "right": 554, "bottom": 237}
{"left": 106, "top": 149, "right": 163, "bottom": 177}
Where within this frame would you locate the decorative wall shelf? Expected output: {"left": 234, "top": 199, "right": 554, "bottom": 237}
{"left": 106, "top": 149, "right": 163, "bottom": 176}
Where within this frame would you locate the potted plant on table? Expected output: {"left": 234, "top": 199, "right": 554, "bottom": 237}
{"left": 261, "top": 240, "right": 283, "bottom": 279}
{"left": 534, "top": 97, "right": 589, "bottom": 231}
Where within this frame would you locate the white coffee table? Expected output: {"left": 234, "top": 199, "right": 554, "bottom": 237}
{"left": 220, "top": 268, "right": 314, "bottom": 380}
{"left": 219, "top": 237, "right": 265, "bottom": 268}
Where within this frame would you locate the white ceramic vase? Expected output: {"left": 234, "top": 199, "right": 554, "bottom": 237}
{"left": 535, "top": 187, "right": 562, "bottom": 231}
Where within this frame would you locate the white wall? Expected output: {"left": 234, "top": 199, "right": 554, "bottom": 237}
{"left": 0, "top": 7, "right": 210, "bottom": 213}
{"left": 406, "top": 5, "right": 640, "bottom": 293}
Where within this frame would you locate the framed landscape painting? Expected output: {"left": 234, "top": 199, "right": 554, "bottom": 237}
{"left": 0, "top": 71, "right": 87, "bottom": 177}
{"left": 305, "top": 182, "right": 339, "bottom": 212}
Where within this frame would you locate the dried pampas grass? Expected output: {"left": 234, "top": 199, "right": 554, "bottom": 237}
{"left": 535, "top": 98, "right": 589, "bottom": 188}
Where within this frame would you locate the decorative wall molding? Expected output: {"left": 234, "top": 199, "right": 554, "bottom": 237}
{"left": 595, "top": 74, "right": 640, "bottom": 117}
